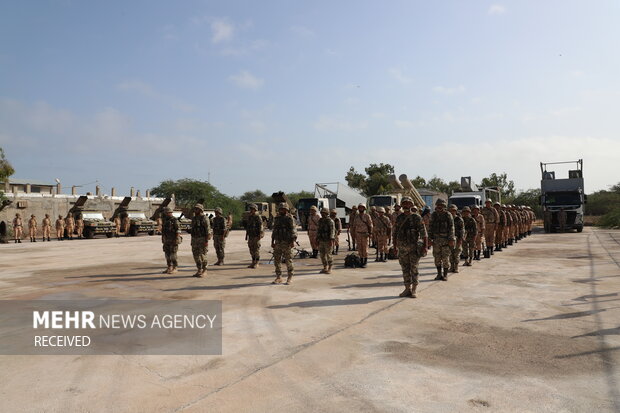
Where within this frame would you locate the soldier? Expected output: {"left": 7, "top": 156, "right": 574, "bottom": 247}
{"left": 421, "top": 206, "right": 431, "bottom": 233}
{"left": 448, "top": 205, "right": 464, "bottom": 273}
{"left": 190, "top": 204, "right": 212, "bottom": 277}
{"left": 348, "top": 205, "right": 358, "bottom": 251}
{"left": 369, "top": 206, "right": 378, "bottom": 248}
{"left": 75, "top": 211, "right": 84, "bottom": 239}
{"left": 212, "top": 207, "right": 229, "bottom": 266}
{"left": 114, "top": 215, "right": 121, "bottom": 237}
{"left": 353, "top": 203, "right": 373, "bottom": 268}
{"left": 472, "top": 206, "right": 485, "bottom": 260}
{"left": 55, "top": 215, "right": 64, "bottom": 241}
{"left": 493, "top": 202, "right": 505, "bottom": 252}
{"left": 42, "top": 214, "right": 51, "bottom": 242}
{"left": 65, "top": 213, "right": 75, "bottom": 240}
{"left": 307, "top": 205, "right": 320, "bottom": 258}
{"left": 28, "top": 214, "right": 38, "bottom": 242}
{"left": 245, "top": 204, "right": 264, "bottom": 268}
{"left": 481, "top": 199, "right": 498, "bottom": 257}
{"left": 226, "top": 212, "right": 234, "bottom": 231}
{"left": 161, "top": 207, "right": 181, "bottom": 274}
{"left": 510, "top": 205, "right": 520, "bottom": 242}
{"left": 330, "top": 209, "right": 342, "bottom": 254}
{"left": 317, "top": 208, "right": 336, "bottom": 274}
{"left": 462, "top": 207, "right": 477, "bottom": 266}
{"left": 121, "top": 212, "right": 131, "bottom": 237}
{"left": 429, "top": 199, "right": 455, "bottom": 281}
{"left": 373, "top": 207, "right": 392, "bottom": 262}
{"left": 156, "top": 216, "right": 163, "bottom": 235}
{"left": 393, "top": 197, "right": 427, "bottom": 298}
{"left": 271, "top": 203, "right": 297, "bottom": 284}
{"left": 12, "top": 213, "right": 23, "bottom": 243}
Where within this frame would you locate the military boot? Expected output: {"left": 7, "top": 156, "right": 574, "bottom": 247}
{"left": 272, "top": 275, "right": 282, "bottom": 284}
{"left": 193, "top": 266, "right": 202, "bottom": 277}
{"left": 326, "top": 264, "right": 332, "bottom": 274}
{"left": 320, "top": 266, "right": 328, "bottom": 274}
{"left": 360, "top": 258, "right": 367, "bottom": 268}
{"left": 399, "top": 285, "right": 412, "bottom": 297}
{"left": 453, "top": 263, "right": 459, "bottom": 273}
{"left": 312, "top": 249, "right": 318, "bottom": 258}
{"left": 285, "top": 275, "right": 293, "bottom": 285}
{"left": 442, "top": 267, "right": 448, "bottom": 281}
{"left": 449, "top": 265, "right": 455, "bottom": 273}
{"left": 247, "top": 260, "right": 256, "bottom": 268}
{"left": 170, "top": 266, "right": 178, "bottom": 274}
{"left": 411, "top": 283, "right": 418, "bottom": 298}
{"left": 163, "top": 266, "right": 172, "bottom": 274}
{"left": 335, "top": 246, "right": 339, "bottom": 255}
{"left": 434, "top": 266, "right": 443, "bottom": 280}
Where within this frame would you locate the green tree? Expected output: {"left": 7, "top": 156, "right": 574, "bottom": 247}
{"left": 345, "top": 163, "right": 395, "bottom": 196}
{"left": 480, "top": 172, "right": 515, "bottom": 198}
{"left": 239, "top": 189, "right": 268, "bottom": 203}
{"left": 426, "top": 176, "right": 461, "bottom": 195}
{"left": 0, "top": 148, "right": 15, "bottom": 202}
{"left": 505, "top": 188, "right": 542, "bottom": 217}
{"left": 410, "top": 175, "right": 427, "bottom": 189}
{"left": 285, "top": 190, "right": 314, "bottom": 207}
{"left": 585, "top": 189, "right": 620, "bottom": 216}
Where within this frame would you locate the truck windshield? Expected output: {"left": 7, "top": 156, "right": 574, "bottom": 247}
{"left": 82, "top": 212, "right": 104, "bottom": 220}
{"left": 172, "top": 211, "right": 183, "bottom": 218}
{"left": 127, "top": 212, "right": 146, "bottom": 219}
{"left": 369, "top": 196, "right": 393, "bottom": 207}
{"left": 448, "top": 197, "right": 477, "bottom": 210}
{"left": 297, "top": 199, "right": 317, "bottom": 210}
{"left": 545, "top": 192, "right": 582, "bottom": 206}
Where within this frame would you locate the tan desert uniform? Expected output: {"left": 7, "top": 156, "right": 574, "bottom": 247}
{"left": 330, "top": 210, "right": 342, "bottom": 254}
{"left": 472, "top": 207, "right": 485, "bottom": 259}
{"left": 12, "top": 214, "right": 23, "bottom": 242}
{"left": 114, "top": 216, "right": 121, "bottom": 237}
{"left": 481, "top": 201, "right": 498, "bottom": 256}
{"left": 75, "top": 213, "right": 84, "bottom": 238}
{"left": 65, "top": 215, "right": 75, "bottom": 239}
{"left": 373, "top": 208, "right": 392, "bottom": 261}
{"left": 348, "top": 206, "right": 358, "bottom": 250}
{"left": 55, "top": 216, "right": 65, "bottom": 240}
{"left": 493, "top": 203, "right": 505, "bottom": 250}
{"left": 28, "top": 215, "right": 38, "bottom": 242}
{"left": 353, "top": 205, "right": 373, "bottom": 264}
{"left": 42, "top": 214, "right": 51, "bottom": 241}
{"left": 307, "top": 207, "right": 321, "bottom": 256}
{"left": 121, "top": 214, "right": 131, "bottom": 235}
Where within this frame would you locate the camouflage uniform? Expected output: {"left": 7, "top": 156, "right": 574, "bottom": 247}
{"left": 12, "top": 214, "right": 23, "bottom": 242}
{"left": 161, "top": 210, "right": 180, "bottom": 273}
{"left": 190, "top": 205, "right": 212, "bottom": 276}
{"left": 42, "top": 214, "right": 51, "bottom": 241}
{"left": 493, "top": 202, "right": 505, "bottom": 251}
{"left": 394, "top": 206, "right": 427, "bottom": 297}
{"left": 481, "top": 201, "right": 498, "bottom": 257}
{"left": 348, "top": 206, "right": 358, "bottom": 250}
{"left": 429, "top": 200, "right": 455, "bottom": 280}
{"left": 353, "top": 205, "right": 373, "bottom": 267}
{"left": 245, "top": 209, "right": 264, "bottom": 268}
{"left": 462, "top": 209, "right": 477, "bottom": 266}
{"left": 271, "top": 209, "right": 297, "bottom": 283}
{"left": 55, "top": 216, "right": 64, "bottom": 241}
{"left": 330, "top": 210, "right": 342, "bottom": 254}
{"left": 75, "top": 212, "right": 84, "bottom": 239}
{"left": 65, "top": 215, "right": 75, "bottom": 239}
{"left": 503, "top": 205, "right": 512, "bottom": 247}
{"left": 212, "top": 208, "right": 228, "bottom": 265}
{"left": 473, "top": 208, "right": 485, "bottom": 259}
{"left": 114, "top": 216, "right": 121, "bottom": 237}
{"left": 449, "top": 208, "right": 465, "bottom": 273}
{"left": 307, "top": 208, "right": 320, "bottom": 257}
{"left": 28, "top": 215, "right": 37, "bottom": 242}
{"left": 373, "top": 208, "right": 392, "bottom": 261}
{"left": 317, "top": 210, "right": 336, "bottom": 272}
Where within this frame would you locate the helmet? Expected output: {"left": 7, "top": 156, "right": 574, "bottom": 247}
{"left": 449, "top": 204, "right": 458, "bottom": 210}
{"left": 493, "top": 201, "right": 501, "bottom": 206}
{"left": 485, "top": 198, "right": 492, "bottom": 203}
{"left": 462, "top": 206, "right": 471, "bottom": 212}
{"left": 248, "top": 203, "right": 258, "bottom": 210}
{"left": 194, "top": 203, "right": 204, "bottom": 211}
{"left": 320, "top": 208, "right": 329, "bottom": 214}
{"left": 401, "top": 196, "right": 413, "bottom": 204}
{"left": 358, "top": 203, "right": 366, "bottom": 209}
{"left": 411, "top": 205, "right": 419, "bottom": 211}
{"left": 310, "top": 205, "right": 317, "bottom": 211}
{"left": 377, "top": 207, "right": 385, "bottom": 213}
{"left": 278, "top": 202, "right": 289, "bottom": 210}
{"left": 472, "top": 205, "right": 480, "bottom": 211}
{"left": 215, "top": 207, "right": 223, "bottom": 214}
{"left": 370, "top": 206, "right": 376, "bottom": 211}
{"left": 351, "top": 205, "right": 358, "bottom": 209}
{"left": 435, "top": 198, "right": 447, "bottom": 206}
{"left": 330, "top": 209, "right": 337, "bottom": 214}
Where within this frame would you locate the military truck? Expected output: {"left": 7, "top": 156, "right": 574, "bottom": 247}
{"left": 448, "top": 177, "right": 501, "bottom": 210}
{"left": 540, "top": 159, "right": 586, "bottom": 233}
{"left": 111, "top": 197, "right": 156, "bottom": 236}
{"left": 313, "top": 183, "right": 366, "bottom": 228}
{"left": 151, "top": 198, "right": 191, "bottom": 233}
{"left": 66, "top": 196, "right": 115, "bottom": 239}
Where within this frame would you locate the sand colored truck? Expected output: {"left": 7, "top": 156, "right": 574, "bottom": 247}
{"left": 110, "top": 197, "right": 156, "bottom": 236}
{"left": 66, "top": 196, "right": 115, "bottom": 239}
{"left": 368, "top": 174, "right": 427, "bottom": 211}
{"left": 151, "top": 198, "right": 191, "bottom": 233}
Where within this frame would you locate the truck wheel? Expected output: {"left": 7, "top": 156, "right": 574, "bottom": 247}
{"left": 106, "top": 232, "right": 113, "bottom": 238}
{"left": 129, "top": 226, "right": 138, "bottom": 236}
{"left": 148, "top": 230, "right": 155, "bottom": 236}
{"left": 576, "top": 226, "right": 583, "bottom": 233}
{"left": 84, "top": 228, "right": 95, "bottom": 239}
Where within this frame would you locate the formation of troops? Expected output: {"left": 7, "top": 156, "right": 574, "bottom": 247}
{"left": 9, "top": 198, "right": 536, "bottom": 298}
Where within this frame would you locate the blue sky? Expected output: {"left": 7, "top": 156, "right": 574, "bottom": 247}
{"left": 1, "top": 0, "right": 618, "bottom": 196}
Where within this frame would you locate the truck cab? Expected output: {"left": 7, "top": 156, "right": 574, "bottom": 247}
{"left": 67, "top": 196, "right": 115, "bottom": 239}
{"left": 540, "top": 160, "right": 586, "bottom": 233}
{"left": 297, "top": 197, "right": 328, "bottom": 230}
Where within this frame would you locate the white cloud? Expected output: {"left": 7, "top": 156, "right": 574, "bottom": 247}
{"left": 388, "top": 68, "right": 413, "bottom": 85}
{"left": 433, "top": 85, "right": 466, "bottom": 95}
{"left": 488, "top": 4, "right": 506, "bottom": 15}
{"left": 290, "top": 25, "right": 315, "bottom": 38}
{"left": 314, "top": 116, "right": 368, "bottom": 132}
{"left": 211, "top": 19, "right": 234, "bottom": 43}
{"left": 229, "top": 70, "right": 264, "bottom": 90}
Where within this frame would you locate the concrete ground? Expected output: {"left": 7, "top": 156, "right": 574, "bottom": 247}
{"left": 0, "top": 227, "right": 619, "bottom": 413}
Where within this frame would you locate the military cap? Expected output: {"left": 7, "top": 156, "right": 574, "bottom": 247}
{"left": 163, "top": 207, "right": 173, "bottom": 213}
{"left": 320, "top": 208, "right": 329, "bottom": 214}
{"left": 485, "top": 198, "right": 492, "bottom": 203}
{"left": 248, "top": 203, "right": 258, "bottom": 210}
{"left": 435, "top": 198, "right": 447, "bottom": 206}
{"left": 401, "top": 196, "right": 413, "bottom": 204}
{"left": 377, "top": 207, "right": 385, "bottom": 213}
{"left": 194, "top": 203, "right": 204, "bottom": 211}
{"left": 215, "top": 207, "right": 223, "bottom": 213}
{"left": 448, "top": 204, "right": 458, "bottom": 210}
{"left": 358, "top": 203, "right": 366, "bottom": 209}
{"left": 462, "top": 206, "right": 471, "bottom": 212}
{"left": 277, "top": 202, "right": 289, "bottom": 210}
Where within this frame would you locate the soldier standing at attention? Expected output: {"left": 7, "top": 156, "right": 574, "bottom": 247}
{"left": 12, "top": 213, "right": 23, "bottom": 243}
{"left": 161, "top": 207, "right": 180, "bottom": 274}
{"left": 42, "top": 214, "right": 51, "bottom": 242}
{"left": 55, "top": 215, "right": 64, "bottom": 241}
{"left": 28, "top": 214, "right": 38, "bottom": 242}
{"left": 462, "top": 207, "right": 477, "bottom": 266}
{"left": 369, "top": 206, "right": 378, "bottom": 248}
{"left": 75, "top": 211, "right": 84, "bottom": 239}
{"left": 245, "top": 204, "right": 264, "bottom": 268}
{"left": 493, "top": 202, "right": 504, "bottom": 251}
{"left": 329, "top": 209, "right": 342, "bottom": 254}
{"left": 271, "top": 203, "right": 297, "bottom": 284}
{"left": 190, "top": 204, "right": 212, "bottom": 278}
{"left": 374, "top": 207, "right": 392, "bottom": 262}
{"left": 65, "top": 213, "right": 75, "bottom": 240}
{"left": 448, "top": 205, "right": 464, "bottom": 273}
{"left": 429, "top": 199, "right": 455, "bottom": 281}
{"left": 502, "top": 205, "right": 512, "bottom": 248}
{"left": 481, "top": 199, "right": 498, "bottom": 257}
{"left": 472, "top": 206, "right": 485, "bottom": 260}
{"left": 348, "top": 205, "right": 358, "bottom": 251}
{"left": 212, "top": 207, "right": 228, "bottom": 266}
{"left": 317, "top": 208, "right": 336, "bottom": 274}
{"left": 307, "top": 205, "right": 320, "bottom": 258}
{"left": 393, "top": 197, "right": 427, "bottom": 298}
{"left": 353, "top": 203, "right": 373, "bottom": 268}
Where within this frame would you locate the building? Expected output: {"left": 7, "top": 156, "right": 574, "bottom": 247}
{"left": 1, "top": 178, "right": 56, "bottom": 195}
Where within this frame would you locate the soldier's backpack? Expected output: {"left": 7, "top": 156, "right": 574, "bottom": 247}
{"left": 387, "top": 247, "right": 398, "bottom": 260}
{"left": 344, "top": 253, "right": 362, "bottom": 268}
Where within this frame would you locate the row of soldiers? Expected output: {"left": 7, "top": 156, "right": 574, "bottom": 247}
{"left": 10, "top": 213, "right": 88, "bottom": 242}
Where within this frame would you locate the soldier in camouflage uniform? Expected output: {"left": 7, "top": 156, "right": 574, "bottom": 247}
{"left": 12, "top": 213, "right": 23, "bottom": 243}
{"left": 42, "top": 214, "right": 51, "bottom": 241}
{"left": 481, "top": 199, "right": 498, "bottom": 257}
{"left": 330, "top": 209, "right": 342, "bottom": 254}
{"left": 161, "top": 207, "right": 181, "bottom": 274}
{"left": 75, "top": 212, "right": 84, "bottom": 239}
{"left": 190, "top": 204, "right": 212, "bottom": 277}
{"left": 493, "top": 202, "right": 504, "bottom": 251}
{"left": 307, "top": 205, "right": 320, "bottom": 258}
{"left": 271, "top": 203, "right": 297, "bottom": 284}
{"left": 65, "top": 214, "right": 75, "bottom": 240}
{"left": 212, "top": 207, "right": 228, "bottom": 265}
{"left": 448, "top": 205, "right": 464, "bottom": 273}
{"left": 317, "top": 208, "right": 336, "bottom": 274}
{"left": 28, "top": 214, "right": 37, "bottom": 242}
{"left": 393, "top": 197, "right": 427, "bottom": 298}
{"left": 502, "top": 204, "right": 512, "bottom": 248}
{"left": 472, "top": 206, "right": 485, "bottom": 260}
{"left": 245, "top": 204, "right": 264, "bottom": 268}
{"left": 429, "top": 199, "right": 455, "bottom": 281}
{"left": 353, "top": 203, "right": 373, "bottom": 268}
{"left": 373, "top": 207, "right": 392, "bottom": 262}
{"left": 348, "top": 205, "right": 358, "bottom": 251}
{"left": 462, "top": 207, "right": 477, "bottom": 266}
{"left": 55, "top": 215, "right": 64, "bottom": 241}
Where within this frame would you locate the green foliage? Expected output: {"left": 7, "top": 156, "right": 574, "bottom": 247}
{"left": 285, "top": 190, "right": 314, "bottom": 207}
{"left": 598, "top": 208, "right": 620, "bottom": 228}
{"left": 480, "top": 172, "right": 515, "bottom": 198}
{"left": 345, "top": 163, "right": 395, "bottom": 196}
{"left": 426, "top": 176, "right": 460, "bottom": 195}
{"left": 586, "top": 189, "right": 620, "bottom": 216}
{"left": 239, "top": 189, "right": 268, "bottom": 203}
{"left": 0, "top": 147, "right": 15, "bottom": 202}
{"left": 505, "top": 188, "right": 541, "bottom": 217}
{"left": 410, "top": 175, "right": 427, "bottom": 189}
{"left": 610, "top": 183, "right": 620, "bottom": 194}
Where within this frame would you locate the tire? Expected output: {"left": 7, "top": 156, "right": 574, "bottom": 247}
{"left": 106, "top": 232, "right": 113, "bottom": 238}
{"left": 148, "top": 230, "right": 155, "bottom": 236}
{"left": 576, "top": 226, "right": 583, "bottom": 233}
{"left": 129, "top": 226, "right": 138, "bottom": 236}
{"left": 84, "top": 228, "right": 95, "bottom": 239}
